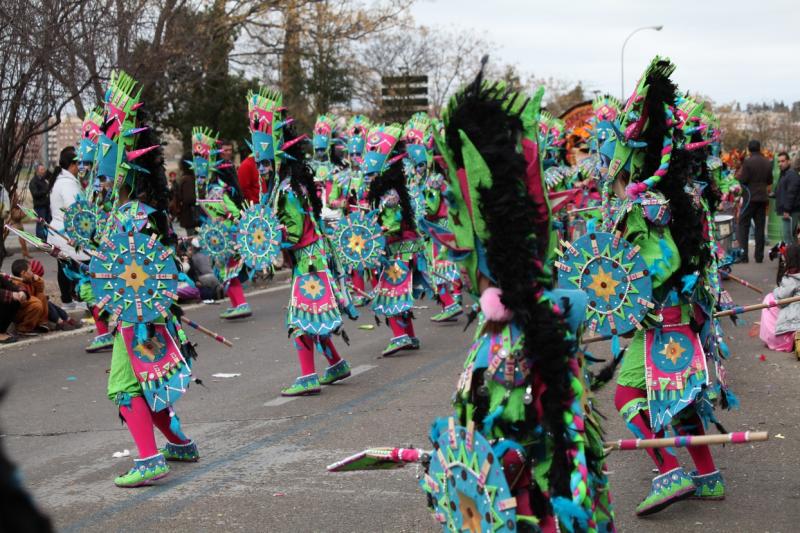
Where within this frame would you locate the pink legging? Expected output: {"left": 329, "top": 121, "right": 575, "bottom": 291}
{"left": 438, "top": 279, "right": 462, "bottom": 309}
{"left": 614, "top": 385, "right": 716, "bottom": 474}
{"left": 227, "top": 278, "right": 246, "bottom": 307}
{"left": 119, "top": 397, "right": 189, "bottom": 458}
{"left": 293, "top": 334, "right": 342, "bottom": 375}
{"left": 388, "top": 315, "right": 415, "bottom": 338}
{"left": 92, "top": 306, "right": 109, "bottom": 335}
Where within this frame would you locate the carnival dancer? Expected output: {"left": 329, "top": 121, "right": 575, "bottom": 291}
{"left": 310, "top": 113, "right": 344, "bottom": 226}
{"left": 277, "top": 124, "right": 353, "bottom": 396}
{"left": 192, "top": 126, "right": 252, "bottom": 320}
{"left": 92, "top": 71, "right": 199, "bottom": 487}
{"left": 365, "top": 124, "right": 424, "bottom": 356}
{"left": 329, "top": 114, "right": 373, "bottom": 305}
{"left": 422, "top": 67, "right": 614, "bottom": 531}
{"left": 70, "top": 108, "right": 115, "bottom": 353}
{"left": 598, "top": 57, "right": 726, "bottom": 515}
{"left": 402, "top": 115, "right": 463, "bottom": 322}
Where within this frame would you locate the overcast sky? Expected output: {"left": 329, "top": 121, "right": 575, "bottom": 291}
{"left": 410, "top": 0, "right": 798, "bottom": 105}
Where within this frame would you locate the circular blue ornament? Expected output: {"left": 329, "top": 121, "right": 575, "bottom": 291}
{"left": 237, "top": 204, "right": 282, "bottom": 272}
{"left": 556, "top": 231, "right": 653, "bottom": 337}
{"left": 422, "top": 418, "right": 518, "bottom": 532}
{"left": 332, "top": 211, "right": 385, "bottom": 271}
{"left": 198, "top": 222, "right": 235, "bottom": 259}
{"left": 89, "top": 231, "right": 180, "bottom": 323}
{"left": 63, "top": 199, "right": 97, "bottom": 249}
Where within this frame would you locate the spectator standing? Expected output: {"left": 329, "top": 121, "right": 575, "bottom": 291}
{"left": 736, "top": 139, "right": 774, "bottom": 263}
{"left": 238, "top": 151, "right": 267, "bottom": 204}
{"left": 776, "top": 151, "right": 800, "bottom": 243}
{"left": 48, "top": 146, "right": 89, "bottom": 309}
{"left": 176, "top": 157, "right": 198, "bottom": 236}
{"left": 28, "top": 163, "right": 52, "bottom": 240}
{"left": 6, "top": 191, "right": 31, "bottom": 259}
{"left": 217, "top": 140, "right": 243, "bottom": 204}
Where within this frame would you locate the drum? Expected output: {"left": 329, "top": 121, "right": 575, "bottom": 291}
{"left": 714, "top": 214, "right": 734, "bottom": 251}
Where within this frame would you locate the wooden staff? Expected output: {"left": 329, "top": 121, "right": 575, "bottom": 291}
{"left": 714, "top": 294, "right": 800, "bottom": 318}
{"left": 719, "top": 270, "right": 763, "bottom": 294}
{"left": 346, "top": 282, "right": 372, "bottom": 299}
{"left": 180, "top": 316, "right": 233, "bottom": 347}
{"left": 0, "top": 272, "right": 24, "bottom": 283}
{"left": 583, "top": 295, "right": 800, "bottom": 343}
{"left": 604, "top": 431, "right": 768, "bottom": 452}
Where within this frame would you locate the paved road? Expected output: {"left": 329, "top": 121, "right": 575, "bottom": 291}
{"left": 1, "top": 260, "right": 799, "bottom": 532}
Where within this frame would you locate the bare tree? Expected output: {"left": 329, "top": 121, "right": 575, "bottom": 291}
{"left": 0, "top": 0, "right": 99, "bottom": 263}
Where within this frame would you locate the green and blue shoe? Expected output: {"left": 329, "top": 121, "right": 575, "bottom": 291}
{"left": 430, "top": 304, "right": 463, "bottom": 323}
{"left": 85, "top": 333, "right": 114, "bottom": 353}
{"left": 407, "top": 336, "right": 420, "bottom": 350}
{"left": 281, "top": 373, "right": 321, "bottom": 396}
{"left": 319, "top": 360, "right": 351, "bottom": 385}
{"left": 690, "top": 470, "right": 725, "bottom": 500}
{"left": 220, "top": 303, "right": 252, "bottom": 320}
{"left": 635, "top": 468, "right": 695, "bottom": 516}
{"left": 160, "top": 441, "right": 199, "bottom": 462}
{"left": 382, "top": 334, "right": 413, "bottom": 357}
{"left": 114, "top": 453, "right": 169, "bottom": 488}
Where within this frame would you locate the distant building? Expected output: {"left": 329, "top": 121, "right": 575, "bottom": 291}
{"left": 43, "top": 115, "right": 83, "bottom": 165}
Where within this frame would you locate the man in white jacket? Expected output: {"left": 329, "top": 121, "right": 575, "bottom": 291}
{"left": 48, "top": 146, "right": 89, "bottom": 310}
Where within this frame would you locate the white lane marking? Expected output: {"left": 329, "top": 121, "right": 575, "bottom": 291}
{"left": 263, "top": 364, "right": 377, "bottom": 407}
{"left": 263, "top": 397, "right": 296, "bottom": 407}
{"left": 350, "top": 364, "right": 376, "bottom": 376}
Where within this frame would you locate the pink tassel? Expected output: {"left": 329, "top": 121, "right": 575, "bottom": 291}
{"left": 480, "top": 287, "right": 513, "bottom": 322}
{"left": 625, "top": 181, "right": 648, "bottom": 200}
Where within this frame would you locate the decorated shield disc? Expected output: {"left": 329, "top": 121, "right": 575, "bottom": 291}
{"left": 198, "top": 222, "right": 235, "bottom": 259}
{"left": 63, "top": 199, "right": 97, "bottom": 248}
{"left": 237, "top": 204, "right": 282, "bottom": 271}
{"left": 332, "top": 211, "right": 385, "bottom": 271}
{"left": 89, "top": 232, "right": 180, "bottom": 323}
{"left": 421, "top": 417, "right": 517, "bottom": 532}
{"left": 556, "top": 231, "right": 653, "bottom": 337}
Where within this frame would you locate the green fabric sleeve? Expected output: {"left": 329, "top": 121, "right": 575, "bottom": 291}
{"left": 277, "top": 190, "right": 305, "bottom": 244}
{"left": 623, "top": 206, "right": 679, "bottom": 291}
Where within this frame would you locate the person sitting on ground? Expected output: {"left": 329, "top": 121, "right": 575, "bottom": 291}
{"left": 760, "top": 244, "right": 800, "bottom": 352}
{"left": 10, "top": 259, "right": 49, "bottom": 335}
{"left": 0, "top": 276, "right": 25, "bottom": 344}
{"left": 20, "top": 259, "right": 77, "bottom": 331}
{"left": 186, "top": 239, "right": 224, "bottom": 301}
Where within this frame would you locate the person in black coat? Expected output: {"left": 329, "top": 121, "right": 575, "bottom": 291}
{"left": 736, "top": 140, "right": 774, "bottom": 262}
{"left": 776, "top": 151, "right": 800, "bottom": 243}
{"left": 28, "top": 164, "right": 52, "bottom": 240}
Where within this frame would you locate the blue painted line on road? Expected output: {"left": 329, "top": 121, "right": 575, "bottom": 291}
{"left": 63, "top": 351, "right": 458, "bottom": 532}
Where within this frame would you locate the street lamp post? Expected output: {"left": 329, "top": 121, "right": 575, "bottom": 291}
{"left": 620, "top": 25, "right": 663, "bottom": 101}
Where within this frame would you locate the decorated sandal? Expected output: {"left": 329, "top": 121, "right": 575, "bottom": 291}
{"left": 320, "top": 360, "right": 351, "bottom": 385}
{"left": 635, "top": 468, "right": 695, "bottom": 516}
{"left": 690, "top": 470, "right": 725, "bottom": 500}
{"left": 85, "top": 332, "right": 114, "bottom": 353}
{"left": 114, "top": 453, "right": 169, "bottom": 488}
{"left": 281, "top": 374, "right": 321, "bottom": 396}
{"left": 430, "top": 304, "right": 463, "bottom": 323}
{"left": 219, "top": 303, "right": 252, "bottom": 319}
{"left": 382, "top": 335, "right": 413, "bottom": 356}
{"left": 160, "top": 441, "right": 200, "bottom": 462}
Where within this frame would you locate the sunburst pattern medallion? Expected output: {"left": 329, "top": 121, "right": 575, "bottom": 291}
{"left": 332, "top": 211, "right": 385, "bottom": 270}
{"left": 63, "top": 199, "right": 98, "bottom": 249}
{"left": 556, "top": 231, "right": 653, "bottom": 337}
{"left": 421, "top": 417, "right": 517, "bottom": 532}
{"left": 89, "top": 230, "right": 180, "bottom": 323}
{"left": 237, "top": 203, "right": 282, "bottom": 272}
